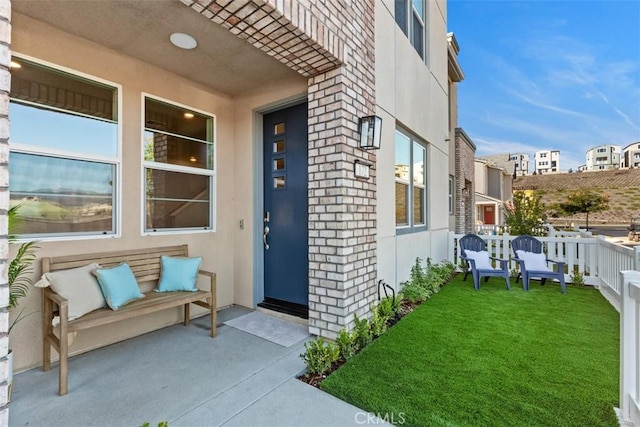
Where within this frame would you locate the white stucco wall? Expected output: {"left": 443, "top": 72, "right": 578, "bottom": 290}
{"left": 375, "top": 0, "right": 450, "bottom": 290}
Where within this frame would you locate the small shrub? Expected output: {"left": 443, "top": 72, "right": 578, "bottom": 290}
{"left": 336, "top": 329, "right": 357, "bottom": 361}
{"left": 570, "top": 268, "right": 585, "bottom": 286}
{"left": 370, "top": 310, "right": 388, "bottom": 338}
{"left": 300, "top": 337, "right": 339, "bottom": 374}
{"left": 376, "top": 296, "right": 399, "bottom": 320}
{"left": 353, "top": 314, "right": 372, "bottom": 351}
{"left": 509, "top": 267, "right": 520, "bottom": 280}
{"left": 399, "top": 258, "right": 455, "bottom": 303}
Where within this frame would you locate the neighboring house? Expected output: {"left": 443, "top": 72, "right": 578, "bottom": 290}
{"left": 585, "top": 144, "right": 621, "bottom": 171}
{"left": 474, "top": 159, "right": 514, "bottom": 226}
{"left": 477, "top": 153, "right": 517, "bottom": 177}
{"left": 453, "top": 129, "right": 475, "bottom": 233}
{"left": 446, "top": 32, "right": 474, "bottom": 234}
{"left": 622, "top": 142, "right": 640, "bottom": 168}
{"left": 509, "top": 153, "right": 530, "bottom": 176}
{"left": 534, "top": 149, "right": 560, "bottom": 174}
{"left": 3, "top": 0, "right": 452, "bottom": 375}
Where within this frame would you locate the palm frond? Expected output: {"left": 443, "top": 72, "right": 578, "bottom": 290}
{"left": 8, "top": 240, "right": 39, "bottom": 311}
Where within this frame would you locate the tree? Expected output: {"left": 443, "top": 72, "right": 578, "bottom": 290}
{"left": 557, "top": 190, "right": 609, "bottom": 231}
{"left": 504, "top": 191, "right": 546, "bottom": 236}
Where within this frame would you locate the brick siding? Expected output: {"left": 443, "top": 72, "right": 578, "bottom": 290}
{"left": 455, "top": 128, "right": 475, "bottom": 234}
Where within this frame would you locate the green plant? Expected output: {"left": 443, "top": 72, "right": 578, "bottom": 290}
{"left": 509, "top": 267, "right": 520, "bottom": 280}
{"left": 8, "top": 205, "right": 39, "bottom": 333}
{"left": 399, "top": 258, "right": 456, "bottom": 303}
{"left": 353, "top": 314, "right": 372, "bottom": 351}
{"left": 370, "top": 310, "right": 388, "bottom": 338}
{"left": 336, "top": 329, "right": 357, "bottom": 361}
{"left": 141, "top": 423, "right": 168, "bottom": 427}
{"left": 375, "top": 296, "right": 399, "bottom": 320}
{"left": 504, "top": 191, "right": 546, "bottom": 236}
{"left": 570, "top": 268, "right": 585, "bottom": 286}
{"left": 300, "top": 337, "right": 339, "bottom": 374}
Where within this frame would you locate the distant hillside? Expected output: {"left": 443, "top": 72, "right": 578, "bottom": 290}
{"left": 513, "top": 169, "right": 640, "bottom": 225}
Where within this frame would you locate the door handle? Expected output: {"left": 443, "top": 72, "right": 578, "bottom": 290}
{"left": 263, "top": 225, "right": 270, "bottom": 250}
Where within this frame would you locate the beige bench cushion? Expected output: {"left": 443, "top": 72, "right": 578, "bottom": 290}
{"left": 45, "top": 263, "right": 106, "bottom": 321}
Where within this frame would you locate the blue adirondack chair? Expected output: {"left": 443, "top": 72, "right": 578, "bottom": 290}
{"left": 459, "top": 234, "right": 510, "bottom": 290}
{"left": 511, "top": 235, "right": 566, "bottom": 294}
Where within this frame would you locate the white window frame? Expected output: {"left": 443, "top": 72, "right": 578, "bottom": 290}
{"left": 395, "top": 0, "right": 427, "bottom": 61}
{"left": 9, "top": 53, "right": 122, "bottom": 241}
{"left": 395, "top": 127, "right": 428, "bottom": 234}
{"left": 141, "top": 93, "right": 216, "bottom": 235}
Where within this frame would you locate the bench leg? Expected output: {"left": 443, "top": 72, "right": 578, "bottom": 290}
{"left": 57, "top": 302, "right": 69, "bottom": 396}
{"left": 184, "top": 303, "right": 190, "bottom": 326}
{"left": 42, "top": 293, "right": 53, "bottom": 372}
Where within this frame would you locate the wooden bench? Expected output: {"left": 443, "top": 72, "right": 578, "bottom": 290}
{"left": 41, "top": 245, "right": 217, "bottom": 396}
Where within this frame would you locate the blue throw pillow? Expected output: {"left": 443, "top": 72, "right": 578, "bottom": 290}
{"left": 157, "top": 255, "right": 202, "bottom": 292}
{"left": 95, "top": 263, "right": 144, "bottom": 310}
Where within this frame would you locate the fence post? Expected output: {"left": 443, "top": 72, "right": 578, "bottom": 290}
{"left": 634, "top": 246, "right": 640, "bottom": 271}
{"left": 619, "top": 270, "right": 640, "bottom": 425}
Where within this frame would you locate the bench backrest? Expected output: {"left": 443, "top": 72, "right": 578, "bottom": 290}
{"left": 42, "top": 245, "right": 189, "bottom": 283}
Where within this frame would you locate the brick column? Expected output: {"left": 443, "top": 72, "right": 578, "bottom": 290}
{"left": 0, "top": 0, "right": 10, "bottom": 421}
{"left": 305, "top": 1, "right": 377, "bottom": 338}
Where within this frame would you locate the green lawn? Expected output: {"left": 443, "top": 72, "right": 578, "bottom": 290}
{"left": 321, "top": 275, "right": 620, "bottom": 427}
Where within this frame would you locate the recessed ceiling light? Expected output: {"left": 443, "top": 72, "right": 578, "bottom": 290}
{"left": 10, "top": 61, "right": 21, "bottom": 69}
{"left": 189, "top": 156, "right": 197, "bottom": 162}
{"left": 170, "top": 33, "right": 197, "bottom": 50}
{"left": 184, "top": 112, "right": 195, "bottom": 119}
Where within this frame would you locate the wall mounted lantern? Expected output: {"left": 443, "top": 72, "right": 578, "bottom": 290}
{"left": 359, "top": 115, "right": 382, "bottom": 150}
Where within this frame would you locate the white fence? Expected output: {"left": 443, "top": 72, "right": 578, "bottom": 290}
{"left": 619, "top": 271, "right": 640, "bottom": 426}
{"left": 449, "top": 232, "right": 602, "bottom": 286}
{"left": 448, "top": 232, "right": 640, "bottom": 425}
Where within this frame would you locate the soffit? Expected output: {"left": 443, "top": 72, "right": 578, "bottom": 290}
{"left": 12, "top": 0, "right": 303, "bottom": 96}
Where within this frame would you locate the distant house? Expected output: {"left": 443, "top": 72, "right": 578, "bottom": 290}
{"left": 476, "top": 153, "right": 517, "bottom": 177}
{"left": 534, "top": 150, "right": 560, "bottom": 174}
{"left": 510, "top": 153, "right": 530, "bottom": 176}
{"left": 585, "top": 144, "right": 621, "bottom": 171}
{"left": 622, "top": 142, "right": 640, "bottom": 168}
{"left": 474, "top": 159, "right": 513, "bottom": 227}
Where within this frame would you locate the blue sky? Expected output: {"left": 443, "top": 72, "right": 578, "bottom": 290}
{"left": 448, "top": 0, "right": 640, "bottom": 172}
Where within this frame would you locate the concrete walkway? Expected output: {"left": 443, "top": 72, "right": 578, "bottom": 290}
{"left": 10, "top": 307, "right": 386, "bottom": 427}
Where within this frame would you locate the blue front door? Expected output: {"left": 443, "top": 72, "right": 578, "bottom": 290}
{"left": 262, "top": 103, "right": 308, "bottom": 309}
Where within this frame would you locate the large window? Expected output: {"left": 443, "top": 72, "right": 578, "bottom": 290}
{"left": 395, "top": 0, "right": 426, "bottom": 60}
{"left": 395, "top": 128, "right": 427, "bottom": 232}
{"left": 9, "top": 57, "right": 119, "bottom": 238}
{"left": 143, "top": 96, "right": 215, "bottom": 232}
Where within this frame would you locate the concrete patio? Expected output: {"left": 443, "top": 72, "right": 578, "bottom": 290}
{"left": 10, "top": 307, "right": 382, "bottom": 427}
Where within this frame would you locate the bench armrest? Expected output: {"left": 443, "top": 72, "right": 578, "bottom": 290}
{"left": 198, "top": 269, "right": 216, "bottom": 291}
{"left": 198, "top": 268, "right": 217, "bottom": 304}
{"left": 44, "top": 287, "right": 68, "bottom": 307}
